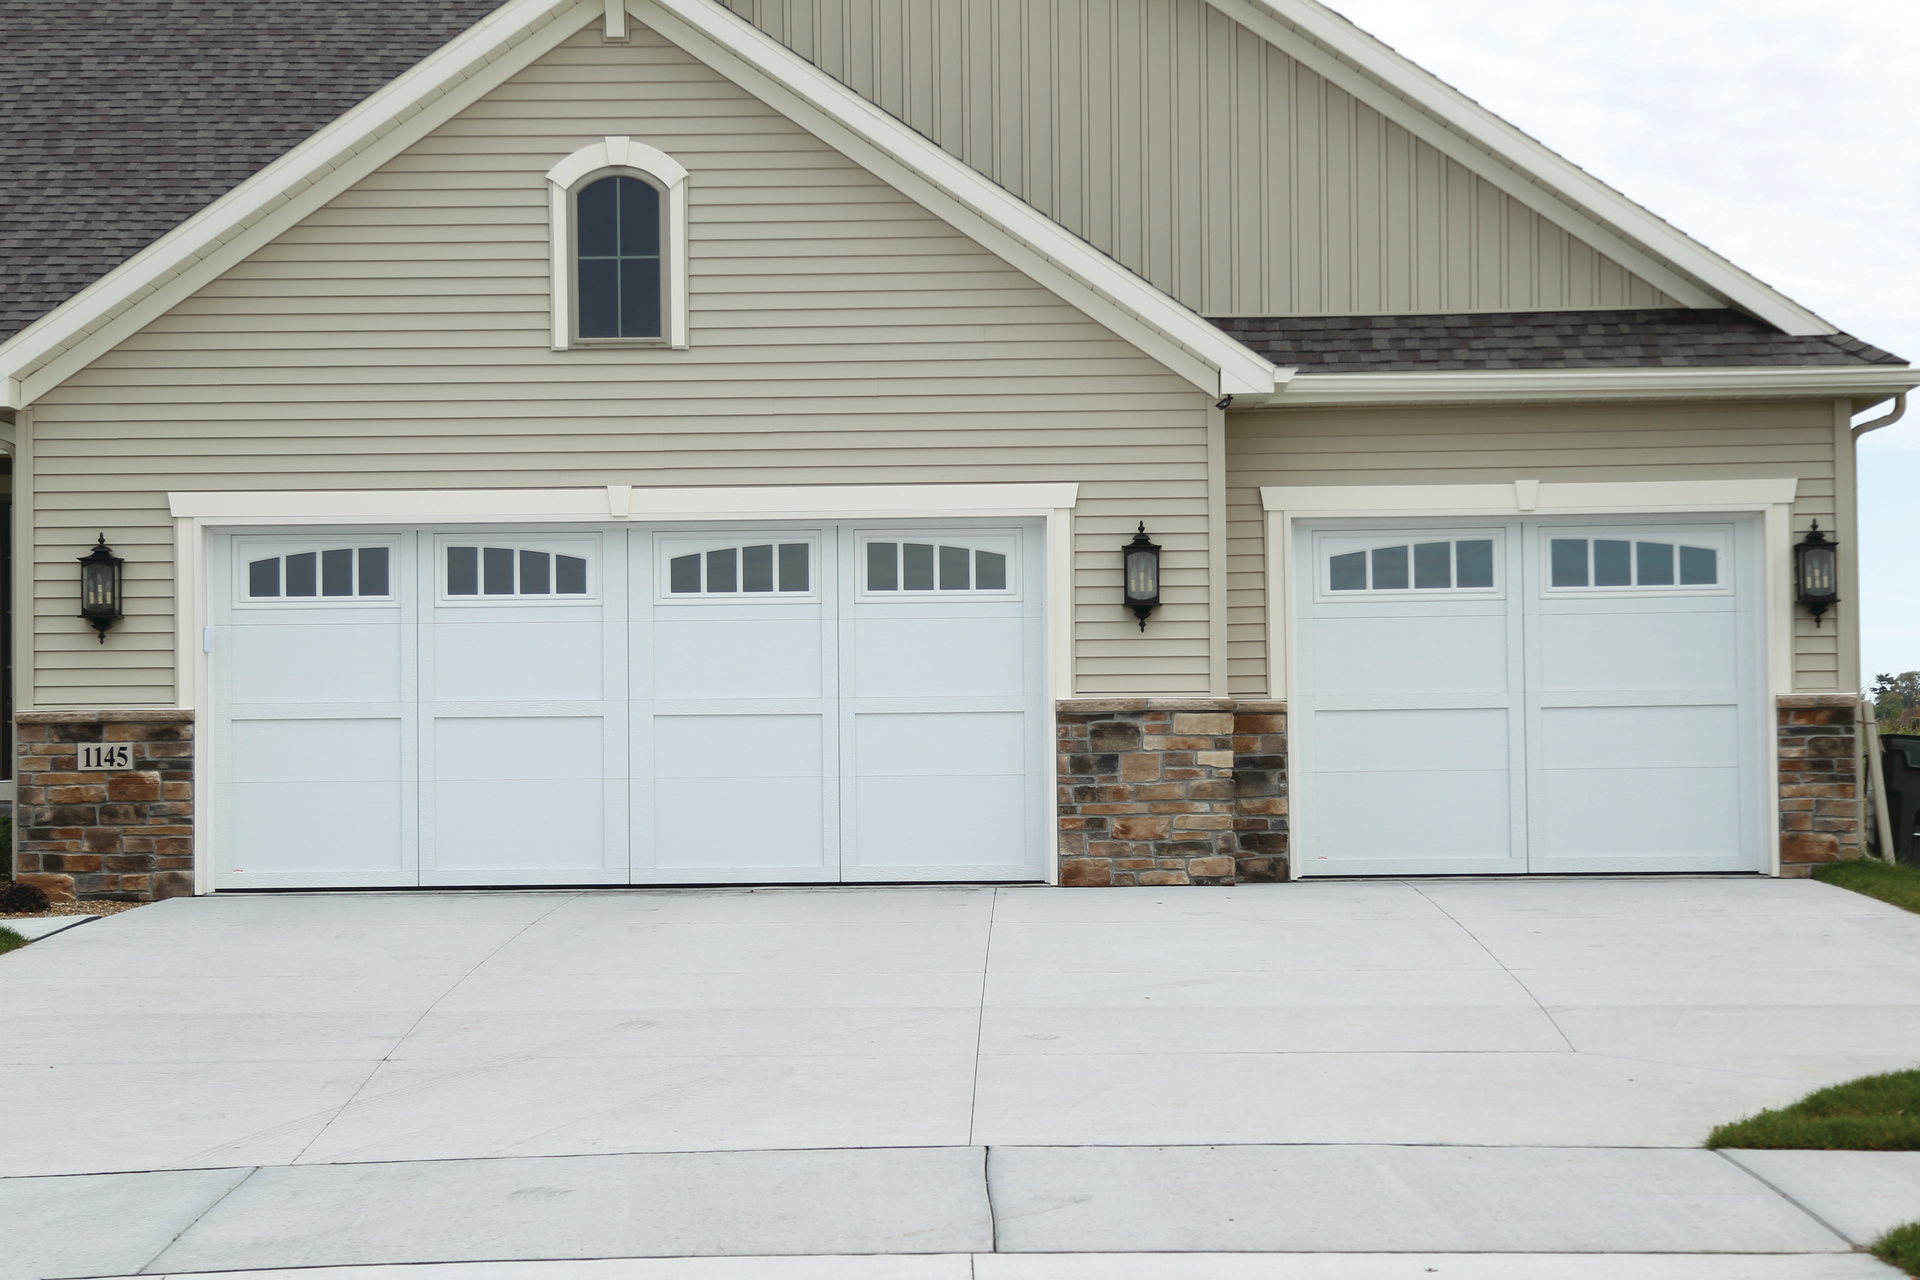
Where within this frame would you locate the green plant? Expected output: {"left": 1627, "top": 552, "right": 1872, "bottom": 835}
{"left": 1707, "top": 1069, "right": 1920, "bottom": 1150}
{"left": 0, "top": 926, "right": 27, "bottom": 957}
{"left": 1814, "top": 858, "right": 1920, "bottom": 915}
{"left": 1873, "top": 1221, "right": 1920, "bottom": 1277}
{"left": 1873, "top": 671, "right": 1920, "bottom": 736}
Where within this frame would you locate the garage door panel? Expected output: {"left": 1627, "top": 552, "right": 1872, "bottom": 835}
{"left": 653, "top": 713, "right": 825, "bottom": 777}
{"left": 430, "top": 779, "right": 609, "bottom": 873}
{"left": 1537, "top": 705, "right": 1739, "bottom": 770}
{"left": 228, "top": 781, "right": 407, "bottom": 874}
{"left": 1535, "top": 766, "right": 1743, "bottom": 861}
{"left": 1307, "top": 615, "right": 1512, "bottom": 695}
{"left": 653, "top": 619, "right": 825, "bottom": 700}
{"left": 850, "top": 775, "right": 1029, "bottom": 870}
{"left": 1312, "top": 770, "right": 1515, "bottom": 861}
{"left": 431, "top": 622, "right": 611, "bottom": 702}
{"left": 229, "top": 623, "right": 405, "bottom": 705}
{"left": 433, "top": 715, "right": 606, "bottom": 780}
{"left": 850, "top": 617, "right": 1028, "bottom": 698}
{"left": 1536, "top": 611, "right": 1740, "bottom": 692}
{"left": 853, "top": 710, "right": 1025, "bottom": 776}
{"left": 1313, "top": 708, "right": 1511, "bottom": 773}
{"left": 230, "top": 716, "right": 404, "bottom": 782}
{"left": 654, "top": 776, "right": 829, "bottom": 870}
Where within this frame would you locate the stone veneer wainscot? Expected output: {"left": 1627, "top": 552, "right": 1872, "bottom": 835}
{"left": 1776, "top": 694, "right": 1862, "bottom": 876}
{"left": 14, "top": 710, "right": 195, "bottom": 903}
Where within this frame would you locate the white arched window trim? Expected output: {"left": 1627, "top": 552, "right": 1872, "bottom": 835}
{"left": 546, "top": 136, "right": 690, "bottom": 350}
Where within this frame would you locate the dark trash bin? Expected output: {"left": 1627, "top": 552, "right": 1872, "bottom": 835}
{"left": 1882, "top": 734, "right": 1920, "bottom": 867}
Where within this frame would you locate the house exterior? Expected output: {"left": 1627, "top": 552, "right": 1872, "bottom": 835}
{"left": 1, "top": 0, "right": 1911, "bottom": 900}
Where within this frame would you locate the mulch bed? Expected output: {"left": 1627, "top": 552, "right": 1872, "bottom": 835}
{"left": 1, "top": 899, "right": 147, "bottom": 920}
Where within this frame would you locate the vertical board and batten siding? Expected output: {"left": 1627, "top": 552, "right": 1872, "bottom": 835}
{"left": 718, "top": 0, "right": 1679, "bottom": 317}
{"left": 26, "top": 19, "right": 1214, "bottom": 707}
{"left": 1224, "top": 400, "right": 1844, "bottom": 695}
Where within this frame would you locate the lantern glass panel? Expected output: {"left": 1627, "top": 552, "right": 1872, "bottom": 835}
{"left": 82, "top": 562, "right": 118, "bottom": 611}
{"left": 1125, "top": 549, "right": 1158, "bottom": 600}
{"left": 1801, "top": 545, "right": 1836, "bottom": 595}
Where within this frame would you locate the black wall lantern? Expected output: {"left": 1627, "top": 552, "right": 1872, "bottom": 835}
{"left": 1794, "top": 521, "right": 1839, "bottom": 627}
{"left": 78, "top": 534, "right": 124, "bottom": 642}
{"left": 1123, "top": 522, "right": 1162, "bottom": 630}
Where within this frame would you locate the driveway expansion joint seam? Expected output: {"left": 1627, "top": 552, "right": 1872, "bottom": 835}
{"left": 1711, "top": 1147, "right": 1860, "bottom": 1248}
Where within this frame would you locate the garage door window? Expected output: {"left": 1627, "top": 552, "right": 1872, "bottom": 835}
{"left": 245, "top": 547, "right": 393, "bottom": 601}
{"left": 1549, "top": 538, "right": 1719, "bottom": 589}
{"left": 865, "top": 541, "right": 1010, "bottom": 593}
{"left": 667, "top": 543, "right": 811, "bottom": 594}
{"left": 446, "top": 546, "right": 590, "bottom": 597}
{"left": 1328, "top": 539, "right": 1495, "bottom": 592}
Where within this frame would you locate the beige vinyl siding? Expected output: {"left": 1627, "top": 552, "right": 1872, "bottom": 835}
{"left": 1224, "top": 399, "right": 1843, "bottom": 696}
{"left": 719, "top": 0, "right": 1679, "bottom": 317}
{"left": 26, "top": 18, "right": 1215, "bottom": 707}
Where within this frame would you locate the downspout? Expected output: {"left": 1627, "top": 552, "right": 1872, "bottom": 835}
{"left": 1853, "top": 391, "right": 1907, "bottom": 439}
{"left": 1853, "top": 391, "right": 1905, "bottom": 863}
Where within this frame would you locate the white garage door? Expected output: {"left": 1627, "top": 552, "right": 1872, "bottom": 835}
{"left": 1293, "top": 515, "right": 1765, "bottom": 875}
{"left": 209, "top": 522, "right": 1048, "bottom": 888}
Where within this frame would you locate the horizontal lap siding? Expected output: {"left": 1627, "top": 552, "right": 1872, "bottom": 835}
{"left": 1224, "top": 400, "right": 1839, "bottom": 695}
{"left": 27, "top": 21, "right": 1211, "bottom": 706}
{"left": 721, "top": 0, "right": 1678, "bottom": 316}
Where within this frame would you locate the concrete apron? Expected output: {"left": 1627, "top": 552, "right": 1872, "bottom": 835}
{"left": 3, "top": 879, "right": 1919, "bottom": 1278}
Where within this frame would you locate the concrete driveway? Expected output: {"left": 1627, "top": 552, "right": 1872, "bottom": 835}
{"left": 5, "top": 877, "right": 1920, "bottom": 1278}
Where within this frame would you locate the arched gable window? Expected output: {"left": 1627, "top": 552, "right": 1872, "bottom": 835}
{"left": 546, "top": 136, "right": 689, "bottom": 349}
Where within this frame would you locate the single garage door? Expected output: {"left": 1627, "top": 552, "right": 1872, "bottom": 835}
{"left": 209, "top": 522, "right": 1049, "bottom": 888}
{"left": 1292, "top": 515, "right": 1765, "bottom": 875}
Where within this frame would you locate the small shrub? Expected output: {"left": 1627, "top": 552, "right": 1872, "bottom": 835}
{"left": 0, "top": 926, "right": 26, "bottom": 956}
{"left": 0, "top": 881, "right": 51, "bottom": 914}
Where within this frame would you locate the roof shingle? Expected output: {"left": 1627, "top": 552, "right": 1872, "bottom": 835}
{"left": 1212, "top": 309, "right": 1907, "bottom": 371}
{"left": 0, "top": 0, "right": 507, "bottom": 343}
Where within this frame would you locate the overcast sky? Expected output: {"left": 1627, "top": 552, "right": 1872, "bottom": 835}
{"left": 1318, "top": 0, "right": 1920, "bottom": 685}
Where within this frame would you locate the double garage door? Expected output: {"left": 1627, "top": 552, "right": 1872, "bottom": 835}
{"left": 1293, "top": 514, "right": 1767, "bottom": 875}
{"left": 209, "top": 522, "right": 1049, "bottom": 888}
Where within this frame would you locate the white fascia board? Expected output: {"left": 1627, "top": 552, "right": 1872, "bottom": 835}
{"left": 0, "top": 0, "right": 598, "bottom": 411}
{"left": 1210, "top": 0, "right": 1836, "bottom": 335}
{"left": 1262, "top": 478, "right": 1800, "bottom": 514}
{"left": 634, "top": 0, "right": 1279, "bottom": 402}
{"left": 1276, "top": 364, "right": 1920, "bottom": 407}
{"left": 169, "top": 482, "right": 1081, "bottom": 524}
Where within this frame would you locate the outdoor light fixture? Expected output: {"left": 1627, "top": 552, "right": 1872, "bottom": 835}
{"left": 77, "top": 534, "right": 124, "bottom": 643}
{"left": 1794, "top": 521, "right": 1839, "bottom": 627}
{"left": 1123, "top": 522, "right": 1162, "bottom": 631}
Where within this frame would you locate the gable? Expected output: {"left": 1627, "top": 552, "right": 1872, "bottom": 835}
{"left": 717, "top": 0, "right": 1684, "bottom": 319}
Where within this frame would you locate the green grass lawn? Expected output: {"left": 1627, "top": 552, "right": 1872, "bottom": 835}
{"left": 0, "top": 925, "right": 27, "bottom": 956}
{"left": 1875, "top": 1222, "right": 1920, "bottom": 1277}
{"left": 1814, "top": 857, "right": 1920, "bottom": 914}
{"left": 1708, "top": 1070, "right": 1920, "bottom": 1151}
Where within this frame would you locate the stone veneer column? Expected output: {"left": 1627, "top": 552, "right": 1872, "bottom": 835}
{"left": 1776, "top": 694, "right": 1862, "bottom": 877}
{"left": 14, "top": 710, "right": 195, "bottom": 903}
{"left": 1056, "top": 698, "right": 1289, "bottom": 886}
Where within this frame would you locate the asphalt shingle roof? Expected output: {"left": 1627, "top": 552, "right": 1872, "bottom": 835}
{"left": 0, "top": 0, "right": 507, "bottom": 343}
{"left": 1211, "top": 309, "right": 1907, "bottom": 372}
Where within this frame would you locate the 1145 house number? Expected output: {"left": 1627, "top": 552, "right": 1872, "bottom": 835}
{"left": 78, "top": 743, "right": 134, "bottom": 770}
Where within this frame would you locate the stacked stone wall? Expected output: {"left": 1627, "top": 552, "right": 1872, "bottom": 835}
{"left": 13, "top": 710, "right": 195, "bottom": 902}
{"left": 1056, "top": 698, "right": 1288, "bottom": 886}
{"left": 1777, "top": 694, "right": 1862, "bottom": 876}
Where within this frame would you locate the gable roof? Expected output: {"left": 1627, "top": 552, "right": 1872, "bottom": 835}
{"left": 0, "top": 0, "right": 1279, "bottom": 410}
{"left": 0, "top": 0, "right": 508, "bottom": 345}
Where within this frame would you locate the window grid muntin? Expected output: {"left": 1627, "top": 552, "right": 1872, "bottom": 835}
{"left": 576, "top": 174, "right": 663, "bottom": 341}
{"left": 666, "top": 541, "right": 812, "bottom": 595}
{"left": 243, "top": 544, "right": 395, "bottom": 602}
{"left": 863, "top": 541, "right": 1012, "bottom": 594}
{"left": 1547, "top": 537, "right": 1721, "bottom": 590}
{"left": 1326, "top": 538, "right": 1497, "bottom": 593}
{"left": 444, "top": 544, "right": 591, "bottom": 598}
